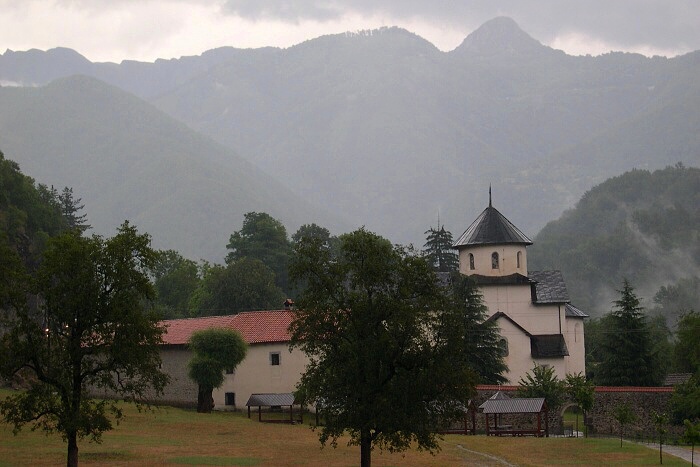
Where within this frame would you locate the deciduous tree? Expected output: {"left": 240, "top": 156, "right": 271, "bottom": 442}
{"left": 289, "top": 228, "right": 489, "bottom": 467}
{"left": 0, "top": 223, "right": 168, "bottom": 467}
{"left": 613, "top": 403, "right": 636, "bottom": 447}
{"left": 188, "top": 258, "right": 285, "bottom": 316}
{"left": 187, "top": 328, "right": 247, "bottom": 413}
{"left": 225, "top": 212, "right": 292, "bottom": 293}
{"left": 517, "top": 364, "right": 566, "bottom": 412}
{"left": 565, "top": 372, "right": 595, "bottom": 437}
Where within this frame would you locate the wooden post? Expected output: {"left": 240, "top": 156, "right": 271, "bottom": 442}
{"left": 247, "top": 405, "right": 251, "bottom": 419}
{"left": 258, "top": 405, "right": 262, "bottom": 422}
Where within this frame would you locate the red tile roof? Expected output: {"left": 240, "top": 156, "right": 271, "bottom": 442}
{"left": 161, "top": 310, "right": 294, "bottom": 346}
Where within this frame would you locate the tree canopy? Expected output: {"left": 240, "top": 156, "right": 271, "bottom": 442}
{"left": 595, "top": 280, "right": 663, "bottom": 386}
{"left": 188, "top": 328, "right": 247, "bottom": 413}
{"left": 225, "top": 211, "right": 292, "bottom": 293}
{"left": 422, "top": 225, "right": 458, "bottom": 272}
{"left": 0, "top": 223, "right": 168, "bottom": 467}
{"left": 517, "top": 364, "right": 566, "bottom": 412}
{"left": 289, "top": 228, "right": 499, "bottom": 467}
{"left": 188, "top": 258, "right": 285, "bottom": 316}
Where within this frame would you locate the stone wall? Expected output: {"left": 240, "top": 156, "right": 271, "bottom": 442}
{"left": 474, "top": 385, "right": 677, "bottom": 438}
{"left": 586, "top": 387, "right": 677, "bottom": 439}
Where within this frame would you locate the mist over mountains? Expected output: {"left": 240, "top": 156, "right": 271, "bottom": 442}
{"left": 1, "top": 17, "right": 699, "bottom": 259}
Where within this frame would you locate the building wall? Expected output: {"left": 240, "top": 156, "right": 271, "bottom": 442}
{"left": 459, "top": 244, "right": 527, "bottom": 277}
{"left": 158, "top": 343, "right": 309, "bottom": 411}
{"left": 213, "top": 342, "right": 309, "bottom": 411}
{"left": 479, "top": 284, "right": 585, "bottom": 382}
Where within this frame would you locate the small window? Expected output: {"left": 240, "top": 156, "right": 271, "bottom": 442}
{"left": 499, "top": 338, "right": 509, "bottom": 357}
{"left": 517, "top": 251, "right": 522, "bottom": 268}
{"left": 225, "top": 392, "right": 235, "bottom": 406}
{"left": 469, "top": 253, "right": 475, "bottom": 270}
{"left": 270, "top": 352, "right": 281, "bottom": 366}
{"left": 491, "top": 252, "right": 499, "bottom": 269}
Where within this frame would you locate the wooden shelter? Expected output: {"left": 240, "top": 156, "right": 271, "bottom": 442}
{"left": 245, "top": 393, "right": 302, "bottom": 424}
{"left": 479, "top": 393, "right": 548, "bottom": 437}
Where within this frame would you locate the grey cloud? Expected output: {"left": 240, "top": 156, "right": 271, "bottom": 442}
{"left": 222, "top": 0, "right": 700, "bottom": 52}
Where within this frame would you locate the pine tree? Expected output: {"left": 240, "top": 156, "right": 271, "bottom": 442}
{"left": 595, "top": 279, "right": 662, "bottom": 386}
{"left": 58, "top": 187, "right": 91, "bottom": 233}
{"left": 423, "top": 225, "right": 459, "bottom": 272}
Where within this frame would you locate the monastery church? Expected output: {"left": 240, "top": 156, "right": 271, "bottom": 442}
{"left": 453, "top": 193, "right": 587, "bottom": 383}
{"left": 153, "top": 196, "right": 587, "bottom": 408}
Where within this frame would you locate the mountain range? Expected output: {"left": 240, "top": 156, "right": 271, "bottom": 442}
{"left": 1, "top": 16, "right": 699, "bottom": 260}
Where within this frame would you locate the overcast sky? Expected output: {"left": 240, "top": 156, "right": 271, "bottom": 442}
{"left": 2, "top": 1, "right": 699, "bottom": 63}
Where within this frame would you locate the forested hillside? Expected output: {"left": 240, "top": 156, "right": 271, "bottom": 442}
{"left": 0, "top": 77, "right": 346, "bottom": 260}
{"left": 529, "top": 164, "right": 700, "bottom": 326}
{"left": 2, "top": 17, "right": 699, "bottom": 253}
{"left": 0, "top": 150, "right": 67, "bottom": 267}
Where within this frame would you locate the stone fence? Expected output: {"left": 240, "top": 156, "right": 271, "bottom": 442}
{"left": 474, "top": 385, "right": 677, "bottom": 438}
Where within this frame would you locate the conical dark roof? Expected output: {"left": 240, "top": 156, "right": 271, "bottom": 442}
{"left": 453, "top": 203, "right": 532, "bottom": 247}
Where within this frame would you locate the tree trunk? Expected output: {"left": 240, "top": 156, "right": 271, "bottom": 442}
{"left": 360, "top": 429, "right": 372, "bottom": 467}
{"left": 197, "top": 385, "right": 214, "bottom": 413}
{"left": 67, "top": 430, "right": 78, "bottom": 467}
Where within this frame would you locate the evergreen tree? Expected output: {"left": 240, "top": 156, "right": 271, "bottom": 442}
{"left": 57, "top": 187, "right": 91, "bottom": 233}
{"left": 423, "top": 224, "right": 458, "bottom": 272}
{"left": 595, "top": 280, "right": 662, "bottom": 386}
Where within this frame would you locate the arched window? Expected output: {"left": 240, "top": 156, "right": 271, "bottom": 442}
{"left": 499, "top": 338, "right": 509, "bottom": 357}
{"left": 517, "top": 251, "right": 522, "bottom": 268}
{"left": 469, "top": 253, "right": 475, "bottom": 270}
{"left": 491, "top": 252, "right": 499, "bottom": 269}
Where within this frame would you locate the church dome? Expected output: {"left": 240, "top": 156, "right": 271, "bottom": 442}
{"left": 453, "top": 201, "right": 532, "bottom": 247}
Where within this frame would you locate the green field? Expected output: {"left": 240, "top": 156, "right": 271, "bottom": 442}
{"left": 0, "top": 390, "right": 692, "bottom": 466}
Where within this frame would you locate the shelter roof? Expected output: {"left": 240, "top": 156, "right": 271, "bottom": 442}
{"left": 161, "top": 310, "right": 293, "bottom": 346}
{"left": 529, "top": 270, "right": 570, "bottom": 303}
{"left": 246, "top": 393, "right": 296, "bottom": 407}
{"left": 479, "top": 397, "right": 546, "bottom": 414}
{"left": 454, "top": 204, "right": 532, "bottom": 247}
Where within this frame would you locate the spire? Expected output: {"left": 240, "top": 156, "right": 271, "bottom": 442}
{"left": 489, "top": 185, "right": 492, "bottom": 207}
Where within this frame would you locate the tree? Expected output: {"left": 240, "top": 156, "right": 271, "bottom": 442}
{"left": 595, "top": 280, "right": 662, "bottom": 386}
{"left": 423, "top": 225, "right": 458, "bottom": 272}
{"left": 565, "top": 372, "right": 595, "bottom": 437}
{"left": 188, "top": 258, "right": 285, "bottom": 316}
{"left": 517, "top": 364, "right": 566, "bottom": 412}
{"left": 0, "top": 223, "right": 168, "bottom": 467}
{"left": 446, "top": 274, "right": 508, "bottom": 384}
{"left": 674, "top": 310, "right": 700, "bottom": 373}
{"left": 187, "top": 328, "right": 247, "bottom": 413}
{"left": 57, "top": 187, "right": 91, "bottom": 233}
{"left": 225, "top": 212, "right": 292, "bottom": 293}
{"left": 289, "top": 228, "right": 485, "bottom": 467}
{"left": 670, "top": 375, "right": 700, "bottom": 424}
{"left": 151, "top": 250, "right": 200, "bottom": 319}
{"left": 613, "top": 403, "right": 636, "bottom": 447}
{"left": 682, "top": 419, "right": 700, "bottom": 467}
{"left": 652, "top": 411, "right": 669, "bottom": 464}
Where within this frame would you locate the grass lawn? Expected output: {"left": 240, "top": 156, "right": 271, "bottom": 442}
{"left": 0, "top": 390, "right": 692, "bottom": 466}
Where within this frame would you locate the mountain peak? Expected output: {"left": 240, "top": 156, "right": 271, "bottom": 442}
{"left": 455, "top": 17, "right": 548, "bottom": 57}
